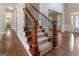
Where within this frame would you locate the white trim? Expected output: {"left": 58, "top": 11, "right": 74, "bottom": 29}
{"left": 16, "top": 31, "right": 32, "bottom": 56}
{"left": 0, "top": 31, "right": 5, "bottom": 40}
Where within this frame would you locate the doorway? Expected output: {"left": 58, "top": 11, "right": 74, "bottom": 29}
{"left": 71, "top": 13, "right": 79, "bottom": 33}
{"left": 4, "top": 8, "right": 13, "bottom": 30}
{"left": 4, "top": 7, "right": 17, "bottom": 31}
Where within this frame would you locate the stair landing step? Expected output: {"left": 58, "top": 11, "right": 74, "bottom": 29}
{"left": 40, "top": 45, "right": 52, "bottom": 55}
{"left": 39, "top": 42, "right": 52, "bottom": 55}
{"left": 38, "top": 32, "right": 45, "bottom": 35}
{"left": 38, "top": 37, "right": 49, "bottom": 42}
{"left": 39, "top": 42, "right": 52, "bottom": 51}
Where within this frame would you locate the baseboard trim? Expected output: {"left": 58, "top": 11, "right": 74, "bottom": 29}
{"left": 15, "top": 31, "right": 32, "bottom": 56}
{"left": 0, "top": 31, "right": 5, "bottom": 40}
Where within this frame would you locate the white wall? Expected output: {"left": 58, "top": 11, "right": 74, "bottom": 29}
{"left": 0, "top": 3, "right": 29, "bottom": 48}
{"left": 39, "top": 3, "right": 64, "bottom": 36}
{"left": 17, "top": 4, "right": 25, "bottom": 35}
{"left": 40, "top": 3, "right": 64, "bottom": 16}
{"left": 16, "top": 3, "right": 29, "bottom": 49}
{"left": 0, "top": 7, "right": 4, "bottom": 33}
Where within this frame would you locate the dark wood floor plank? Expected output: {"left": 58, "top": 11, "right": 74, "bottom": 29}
{"left": 43, "top": 32, "right": 79, "bottom": 56}
{"left": 1, "top": 30, "right": 79, "bottom": 56}
{"left": 0, "top": 29, "right": 29, "bottom": 56}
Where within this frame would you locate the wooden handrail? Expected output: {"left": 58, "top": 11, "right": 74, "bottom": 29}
{"left": 23, "top": 7, "right": 38, "bottom": 23}
{"left": 23, "top": 7, "right": 40, "bottom": 56}
{"left": 30, "top": 4, "right": 53, "bottom": 23}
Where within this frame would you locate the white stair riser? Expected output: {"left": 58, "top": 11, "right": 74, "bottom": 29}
{"left": 38, "top": 33, "right": 46, "bottom": 38}
{"left": 38, "top": 39, "right": 48, "bottom": 45}
{"left": 40, "top": 44, "right": 52, "bottom": 55}
{"left": 37, "top": 26, "right": 52, "bottom": 55}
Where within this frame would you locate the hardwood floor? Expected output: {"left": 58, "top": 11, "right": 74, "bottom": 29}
{"left": 0, "top": 29, "right": 29, "bottom": 56}
{"left": 43, "top": 32, "right": 79, "bottom": 56}
{"left": 1, "top": 29, "right": 79, "bottom": 56}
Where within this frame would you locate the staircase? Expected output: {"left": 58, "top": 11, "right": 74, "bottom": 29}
{"left": 38, "top": 26, "right": 52, "bottom": 55}
{"left": 23, "top": 4, "right": 58, "bottom": 56}
{"left": 24, "top": 25, "right": 32, "bottom": 43}
{"left": 24, "top": 24, "right": 52, "bottom": 55}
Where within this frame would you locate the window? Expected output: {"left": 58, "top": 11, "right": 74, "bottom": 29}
{"left": 75, "top": 15, "right": 79, "bottom": 28}
{"left": 71, "top": 13, "right": 79, "bottom": 28}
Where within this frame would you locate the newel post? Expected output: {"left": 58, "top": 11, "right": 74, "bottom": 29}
{"left": 52, "top": 14, "right": 58, "bottom": 48}
{"left": 31, "top": 20, "right": 40, "bottom": 56}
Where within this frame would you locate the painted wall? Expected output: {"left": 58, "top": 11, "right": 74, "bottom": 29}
{"left": 16, "top": 3, "right": 29, "bottom": 49}
{"left": 40, "top": 3, "right": 64, "bottom": 16}
{"left": 0, "top": 7, "right": 4, "bottom": 33}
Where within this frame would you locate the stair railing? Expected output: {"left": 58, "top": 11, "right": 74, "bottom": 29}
{"left": 23, "top": 7, "right": 40, "bottom": 56}
{"left": 23, "top": 4, "right": 60, "bottom": 55}
{"left": 30, "top": 4, "right": 58, "bottom": 47}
